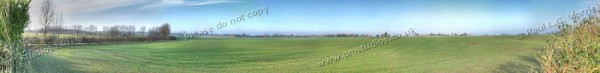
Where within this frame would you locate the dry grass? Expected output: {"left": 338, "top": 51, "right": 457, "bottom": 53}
{"left": 537, "top": 10, "right": 600, "bottom": 72}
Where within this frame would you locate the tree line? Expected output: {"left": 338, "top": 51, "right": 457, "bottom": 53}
{"left": 26, "top": 0, "right": 174, "bottom": 46}
{"left": 24, "top": 23, "right": 175, "bottom": 45}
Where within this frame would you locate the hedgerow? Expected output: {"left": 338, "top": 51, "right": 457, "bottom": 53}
{"left": 0, "top": 0, "right": 32, "bottom": 72}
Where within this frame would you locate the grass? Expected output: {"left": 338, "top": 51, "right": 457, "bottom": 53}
{"left": 330, "top": 36, "right": 547, "bottom": 72}
{"left": 29, "top": 36, "right": 549, "bottom": 72}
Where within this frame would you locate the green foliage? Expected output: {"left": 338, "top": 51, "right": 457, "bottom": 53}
{"left": 0, "top": 0, "right": 31, "bottom": 72}
{"left": 0, "top": 0, "right": 30, "bottom": 42}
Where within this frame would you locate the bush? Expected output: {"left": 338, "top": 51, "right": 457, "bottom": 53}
{"left": 43, "top": 35, "right": 57, "bottom": 45}
{"left": 0, "top": 0, "right": 32, "bottom": 72}
{"left": 537, "top": 11, "right": 600, "bottom": 72}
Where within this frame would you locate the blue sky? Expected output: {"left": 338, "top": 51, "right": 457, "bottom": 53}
{"left": 28, "top": 0, "right": 597, "bottom": 35}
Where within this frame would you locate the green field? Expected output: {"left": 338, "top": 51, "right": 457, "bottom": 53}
{"left": 29, "top": 36, "right": 549, "bottom": 73}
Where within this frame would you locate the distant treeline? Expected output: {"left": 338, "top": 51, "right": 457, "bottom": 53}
{"left": 21, "top": 23, "right": 176, "bottom": 62}
{"left": 232, "top": 33, "right": 372, "bottom": 37}
{"left": 181, "top": 32, "right": 405, "bottom": 38}
{"left": 24, "top": 23, "right": 175, "bottom": 45}
{"left": 181, "top": 32, "right": 482, "bottom": 38}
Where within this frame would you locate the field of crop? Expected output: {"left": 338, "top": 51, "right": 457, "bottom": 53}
{"left": 28, "top": 36, "right": 550, "bottom": 73}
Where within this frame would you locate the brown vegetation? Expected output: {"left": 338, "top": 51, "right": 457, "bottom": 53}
{"left": 537, "top": 7, "right": 600, "bottom": 73}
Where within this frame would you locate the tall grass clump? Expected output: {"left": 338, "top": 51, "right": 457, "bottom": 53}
{"left": 0, "top": 0, "right": 32, "bottom": 72}
{"left": 537, "top": 7, "right": 600, "bottom": 73}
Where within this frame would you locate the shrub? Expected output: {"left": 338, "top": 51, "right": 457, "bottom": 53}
{"left": 537, "top": 10, "right": 600, "bottom": 72}
{"left": 0, "top": 0, "right": 32, "bottom": 72}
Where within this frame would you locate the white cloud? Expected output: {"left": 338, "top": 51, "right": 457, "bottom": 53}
{"left": 26, "top": 0, "right": 238, "bottom": 31}
{"left": 163, "top": 0, "right": 185, "bottom": 4}
{"left": 138, "top": 0, "right": 184, "bottom": 10}
{"left": 30, "top": 0, "right": 146, "bottom": 14}
{"left": 187, "top": 0, "right": 234, "bottom": 6}
{"left": 28, "top": 0, "right": 148, "bottom": 29}
{"left": 138, "top": 0, "right": 235, "bottom": 10}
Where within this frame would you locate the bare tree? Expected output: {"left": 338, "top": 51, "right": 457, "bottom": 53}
{"left": 140, "top": 26, "right": 146, "bottom": 36}
{"left": 85, "top": 25, "right": 97, "bottom": 35}
{"left": 117, "top": 25, "right": 126, "bottom": 35}
{"left": 54, "top": 12, "right": 64, "bottom": 42}
{"left": 109, "top": 26, "right": 119, "bottom": 37}
{"left": 71, "top": 25, "right": 83, "bottom": 35}
{"left": 102, "top": 26, "right": 109, "bottom": 36}
{"left": 54, "top": 12, "right": 64, "bottom": 31}
{"left": 128, "top": 25, "right": 135, "bottom": 37}
{"left": 40, "top": 0, "right": 56, "bottom": 36}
